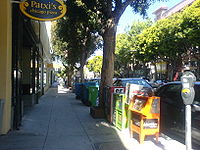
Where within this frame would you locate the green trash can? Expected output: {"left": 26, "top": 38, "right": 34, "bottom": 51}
{"left": 113, "top": 93, "right": 129, "bottom": 130}
{"left": 88, "top": 86, "right": 99, "bottom": 106}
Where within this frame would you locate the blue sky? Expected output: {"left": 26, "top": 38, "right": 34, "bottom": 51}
{"left": 117, "top": 0, "right": 183, "bottom": 34}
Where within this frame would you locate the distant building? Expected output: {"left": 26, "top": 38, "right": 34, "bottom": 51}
{"left": 153, "top": 0, "right": 196, "bottom": 21}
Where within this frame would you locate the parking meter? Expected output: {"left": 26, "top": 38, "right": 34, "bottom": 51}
{"left": 181, "top": 71, "right": 196, "bottom": 105}
{"left": 181, "top": 71, "right": 196, "bottom": 150}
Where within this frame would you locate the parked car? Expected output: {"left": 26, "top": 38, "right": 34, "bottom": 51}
{"left": 155, "top": 81, "right": 200, "bottom": 146}
{"left": 113, "top": 78, "right": 154, "bottom": 96}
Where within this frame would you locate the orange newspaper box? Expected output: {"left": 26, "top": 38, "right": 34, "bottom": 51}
{"left": 128, "top": 95, "right": 160, "bottom": 144}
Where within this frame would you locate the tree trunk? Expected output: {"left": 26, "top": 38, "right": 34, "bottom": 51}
{"left": 80, "top": 50, "right": 87, "bottom": 83}
{"left": 99, "top": 24, "right": 117, "bottom": 108}
{"left": 67, "top": 65, "right": 74, "bottom": 87}
{"left": 80, "top": 66, "right": 84, "bottom": 83}
{"left": 67, "top": 73, "right": 72, "bottom": 87}
{"left": 152, "top": 63, "right": 157, "bottom": 81}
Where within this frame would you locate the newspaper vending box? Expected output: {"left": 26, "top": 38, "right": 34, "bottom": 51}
{"left": 128, "top": 95, "right": 160, "bottom": 144}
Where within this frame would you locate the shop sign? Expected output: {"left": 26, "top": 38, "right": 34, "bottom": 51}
{"left": 19, "top": 0, "right": 67, "bottom": 21}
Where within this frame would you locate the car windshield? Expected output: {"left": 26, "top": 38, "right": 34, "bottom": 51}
{"left": 157, "top": 83, "right": 200, "bottom": 104}
{"left": 114, "top": 78, "right": 152, "bottom": 88}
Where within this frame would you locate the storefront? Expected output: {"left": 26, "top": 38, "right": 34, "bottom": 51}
{"left": 0, "top": 0, "right": 53, "bottom": 134}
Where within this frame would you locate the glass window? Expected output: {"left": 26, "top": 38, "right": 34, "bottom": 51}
{"left": 43, "top": 69, "right": 47, "bottom": 87}
{"left": 121, "top": 79, "right": 151, "bottom": 87}
{"left": 194, "top": 85, "right": 200, "bottom": 103}
{"left": 159, "top": 84, "right": 183, "bottom": 106}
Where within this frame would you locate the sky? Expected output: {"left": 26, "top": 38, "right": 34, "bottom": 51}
{"left": 117, "top": 0, "right": 183, "bottom": 34}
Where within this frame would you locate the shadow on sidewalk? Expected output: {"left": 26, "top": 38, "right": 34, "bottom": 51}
{"left": 0, "top": 85, "right": 192, "bottom": 150}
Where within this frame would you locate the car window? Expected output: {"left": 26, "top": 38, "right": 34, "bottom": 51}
{"left": 158, "top": 84, "right": 183, "bottom": 106}
{"left": 156, "top": 86, "right": 167, "bottom": 95}
{"left": 138, "top": 80, "right": 152, "bottom": 88}
{"left": 166, "top": 84, "right": 182, "bottom": 93}
{"left": 194, "top": 85, "right": 200, "bottom": 103}
{"left": 122, "top": 79, "right": 151, "bottom": 87}
{"left": 123, "top": 80, "right": 139, "bottom": 86}
{"left": 113, "top": 78, "right": 152, "bottom": 88}
{"left": 113, "top": 80, "right": 122, "bottom": 86}
{"left": 159, "top": 84, "right": 181, "bottom": 96}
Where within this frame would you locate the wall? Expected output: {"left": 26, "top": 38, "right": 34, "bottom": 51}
{"left": 0, "top": 0, "right": 12, "bottom": 134}
{"left": 40, "top": 23, "right": 53, "bottom": 91}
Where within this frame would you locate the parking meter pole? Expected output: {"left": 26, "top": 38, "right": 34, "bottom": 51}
{"left": 181, "top": 71, "right": 196, "bottom": 150}
{"left": 185, "top": 105, "right": 192, "bottom": 150}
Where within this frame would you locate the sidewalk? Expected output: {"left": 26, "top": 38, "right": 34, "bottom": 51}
{"left": 0, "top": 85, "right": 188, "bottom": 150}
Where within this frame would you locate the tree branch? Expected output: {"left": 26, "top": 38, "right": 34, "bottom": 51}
{"left": 113, "top": 0, "right": 133, "bottom": 23}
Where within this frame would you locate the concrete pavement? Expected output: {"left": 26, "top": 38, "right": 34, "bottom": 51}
{"left": 0, "top": 84, "right": 193, "bottom": 150}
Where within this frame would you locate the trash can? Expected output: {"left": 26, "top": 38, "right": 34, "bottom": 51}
{"left": 81, "top": 82, "right": 99, "bottom": 106}
{"left": 81, "top": 84, "right": 89, "bottom": 105}
{"left": 88, "top": 86, "right": 99, "bottom": 106}
{"left": 75, "top": 83, "right": 83, "bottom": 99}
{"left": 0, "top": 99, "right": 5, "bottom": 134}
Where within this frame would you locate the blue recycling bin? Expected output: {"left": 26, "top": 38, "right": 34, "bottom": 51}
{"left": 75, "top": 83, "right": 84, "bottom": 99}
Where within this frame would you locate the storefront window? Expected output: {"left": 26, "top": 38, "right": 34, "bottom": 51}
{"left": 38, "top": 59, "right": 42, "bottom": 91}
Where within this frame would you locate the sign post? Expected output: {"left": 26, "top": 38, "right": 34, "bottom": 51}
{"left": 181, "top": 71, "right": 196, "bottom": 150}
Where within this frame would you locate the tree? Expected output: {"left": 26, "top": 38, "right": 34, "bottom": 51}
{"left": 115, "top": 20, "right": 152, "bottom": 77}
{"left": 115, "top": 33, "right": 132, "bottom": 77}
{"left": 51, "top": 21, "right": 77, "bottom": 86}
{"left": 179, "top": 0, "right": 200, "bottom": 49}
{"left": 52, "top": 1, "right": 101, "bottom": 83}
{"left": 81, "top": 0, "right": 164, "bottom": 108}
{"left": 179, "top": 0, "right": 200, "bottom": 79}
{"left": 87, "top": 56, "right": 103, "bottom": 78}
{"left": 134, "top": 0, "right": 200, "bottom": 80}
{"left": 135, "top": 16, "right": 186, "bottom": 80}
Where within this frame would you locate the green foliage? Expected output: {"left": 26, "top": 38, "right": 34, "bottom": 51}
{"left": 181, "top": 0, "right": 200, "bottom": 48}
{"left": 51, "top": 0, "right": 102, "bottom": 82}
{"left": 86, "top": 56, "right": 103, "bottom": 77}
{"left": 135, "top": 0, "right": 200, "bottom": 63}
{"left": 115, "top": 20, "right": 152, "bottom": 76}
{"left": 114, "top": 0, "right": 200, "bottom": 79}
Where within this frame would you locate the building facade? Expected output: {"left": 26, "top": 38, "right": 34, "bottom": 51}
{"left": 0, "top": 0, "right": 53, "bottom": 134}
